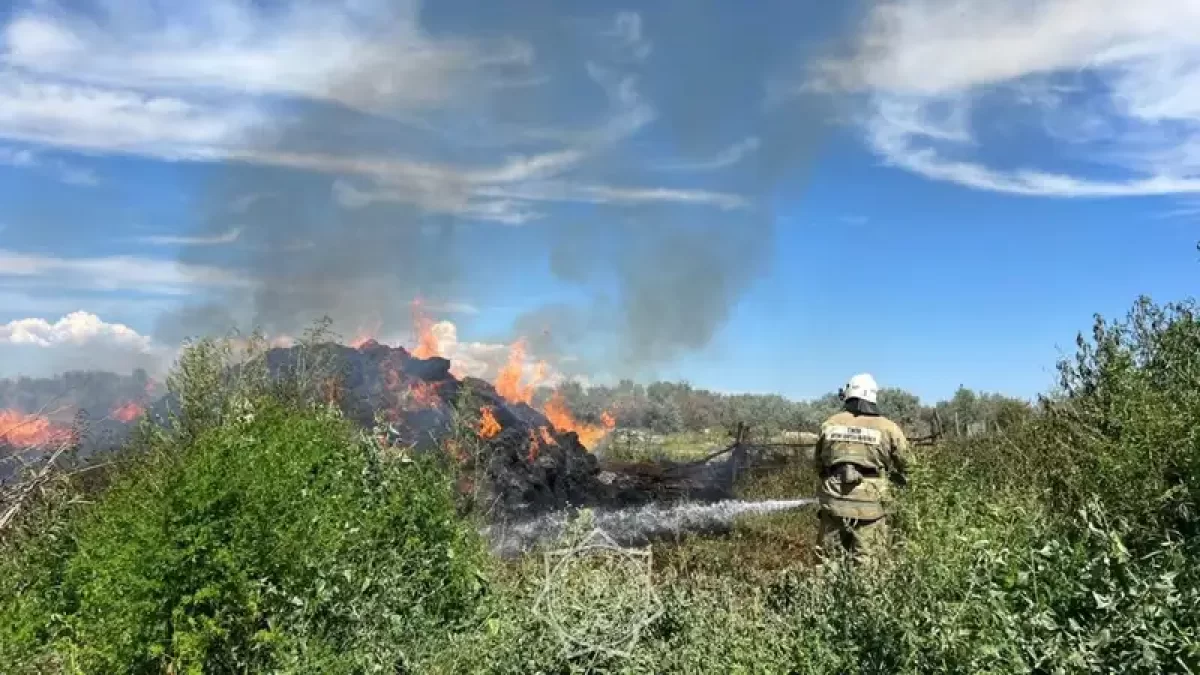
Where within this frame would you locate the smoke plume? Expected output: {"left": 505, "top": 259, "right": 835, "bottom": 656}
{"left": 159, "top": 0, "right": 849, "bottom": 378}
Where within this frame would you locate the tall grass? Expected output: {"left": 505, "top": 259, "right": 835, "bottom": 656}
{"left": 421, "top": 297, "right": 1200, "bottom": 673}
{"left": 2, "top": 297, "right": 1199, "bottom": 673}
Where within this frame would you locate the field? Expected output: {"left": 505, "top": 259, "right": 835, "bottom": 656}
{"left": 600, "top": 429, "right": 728, "bottom": 462}
{"left": 2, "top": 296, "right": 1199, "bottom": 673}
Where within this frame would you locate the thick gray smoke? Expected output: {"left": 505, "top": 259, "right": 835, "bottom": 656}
{"left": 159, "top": 0, "right": 854, "bottom": 375}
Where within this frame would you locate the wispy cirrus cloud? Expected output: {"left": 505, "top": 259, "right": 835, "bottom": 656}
{"left": 475, "top": 182, "right": 749, "bottom": 209}
{"left": 0, "top": 71, "right": 266, "bottom": 158}
{"left": 814, "top": 0, "right": 1200, "bottom": 199}
{"left": 134, "top": 227, "right": 242, "bottom": 246}
{"left": 603, "top": 11, "right": 652, "bottom": 62}
{"left": 341, "top": 178, "right": 750, "bottom": 216}
{"left": 655, "top": 137, "right": 761, "bottom": 172}
{"left": 3, "top": 1, "right": 530, "bottom": 115}
{"left": 1, "top": 1, "right": 824, "bottom": 373}
{"left": 0, "top": 1, "right": 736, "bottom": 223}
{"left": 0, "top": 248, "right": 252, "bottom": 295}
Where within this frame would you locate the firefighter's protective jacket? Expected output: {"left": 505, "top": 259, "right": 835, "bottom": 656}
{"left": 813, "top": 410, "right": 911, "bottom": 520}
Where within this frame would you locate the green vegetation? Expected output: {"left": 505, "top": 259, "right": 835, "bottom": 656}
{"left": 537, "top": 372, "right": 1032, "bottom": 440}
{"left": 601, "top": 429, "right": 726, "bottom": 462}
{"left": 1, "top": 337, "right": 483, "bottom": 674}
{"left": 3, "top": 296, "right": 1199, "bottom": 673}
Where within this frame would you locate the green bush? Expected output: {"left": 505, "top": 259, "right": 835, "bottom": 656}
{"left": 416, "top": 296, "right": 1200, "bottom": 674}
{"left": 1037, "top": 298, "right": 1200, "bottom": 540}
{"left": 2, "top": 396, "right": 482, "bottom": 673}
{"left": 6, "top": 297, "right": 1200, "bottom": 674}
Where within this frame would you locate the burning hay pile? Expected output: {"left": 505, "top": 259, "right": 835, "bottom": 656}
{"left": 1, "top": 389, "right": 154, "bottom": 485}
{"left": 265, "top": 338, "right": 733, "bottom": 519}
{"left": 265, "top": 338, "right": 612, "bottom": 516}
{"left": 3, "top": 331, "right": 740, "bottom": 522}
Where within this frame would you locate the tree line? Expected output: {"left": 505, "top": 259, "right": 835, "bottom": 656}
{"left": 534, "top": 379, "right": 1036, "bottom": 439}
{"left": 0, "top": 366, "right": 1034, "bottom": 442}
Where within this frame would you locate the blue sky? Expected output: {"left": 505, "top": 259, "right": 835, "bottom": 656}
{"left": 0, "top": 0, "right": 1197, "bottom": 403}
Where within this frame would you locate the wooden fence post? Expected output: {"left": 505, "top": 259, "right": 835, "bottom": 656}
{"left": 729, "top": 422, "right": 747, "bottom": 490}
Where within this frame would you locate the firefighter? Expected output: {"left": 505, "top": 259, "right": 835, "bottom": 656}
{"left": 813, "top": 373, "right": 911, "bottom": 563}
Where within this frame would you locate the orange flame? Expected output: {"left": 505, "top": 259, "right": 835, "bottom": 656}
{"left": 111, "top": 401, "right": 144, "bottom": 423}
{"left": 539, "top": 426, "right": 557, "bottom": 446}
{"left": 0, "top": 410, "right": 71, "bottom": 448}
{"left": 407, "top": 380, "right": 442, "bottom": 409}
{"left": 479, "top": 406, "right": 501, "bottom": 439}
{"left": 494, "top": 339, "right": 535, "bottom": 404}
{"left": 376, "top": 356, "right": 407, "bottom": 423}
{"left": 542, "top": 392, "right": 615, "bottom": 450}
{"left": 411, "top": 298, "right": 440, "bottom": 359}
{"left": 601, "top": 410, "right": 616, "bottom": 430}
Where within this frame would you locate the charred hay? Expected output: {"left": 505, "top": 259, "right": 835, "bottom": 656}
{"left": 4, "top": 340, "right": 742, "bottom": 519}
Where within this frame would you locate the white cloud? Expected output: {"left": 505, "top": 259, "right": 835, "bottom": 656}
{"left": 0, "top": 144, "right": 98, "bottom": 185}
{"left": 0, "top": 1, "right": 757, "bottom": 229}
{"left": 0, "top": 145, "right": 33, "bottom": 167}
{"left": 0, "top": 285, "right": 176, "bottom": 318}
{"left": 3, "top": 1, "right": 530, "bottom": 115}
{"left": 0, "top": 71, "right": 264, "bottom": 158}
{"left": 336, "top": 174, "right": 748, "bottom": 220}
{"left": 813, "top": 0, "right": 1200, "bottom": 96}
{"left": 476, "top": 181, "right": 749, "bottom": 210}
{"left": 0, "top": 311, "right": 172, "bottom": 377}
{"left": 818, "top": 0, "right": 1200, "bottom": 197}
{"left": 0, "top": 4, "right": 560, "bottom": 184}
{"left": 331, "top": 177, "right": 543, "bottom": 225}
{"left": 872, "top": 97, "right": 972, "bottom": 144}
{"left": 604, "top": 12, "right": 652, "bottom": 62}
{"left": 424, "top": 321, "right": 567, "bottom": 387}
{"left": 0, "top": 311, "right": 151, "bottom": 349}
{"left": 655, "top": 137, "right": 761, "bottom": 172}
{"left": 0, "top": 309, "right": 566, "bottom": 383}
{"left": 135, "top": 228, "right": 242, "bottom": 246}
{"left": 518, "top": 61, "right": 655, "bottom": 148}
{"left": 0, "top": 248, "right": 252, "bottom": 295}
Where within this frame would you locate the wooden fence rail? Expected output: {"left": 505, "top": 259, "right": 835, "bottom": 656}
{"left": 663, "top": 421, "right": 943, "bottom": 488}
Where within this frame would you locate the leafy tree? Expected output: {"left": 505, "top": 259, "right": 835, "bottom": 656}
{"left": 877, "top": 388, "right": 924, "bottom": 433}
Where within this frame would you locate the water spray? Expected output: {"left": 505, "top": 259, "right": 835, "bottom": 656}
{"left": 484, "top": 497, "right": 816, "bottom": 557}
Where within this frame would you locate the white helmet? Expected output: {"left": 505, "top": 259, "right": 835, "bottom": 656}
{"left": 841, "top": 373, "right": 879, "bottom": 404}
